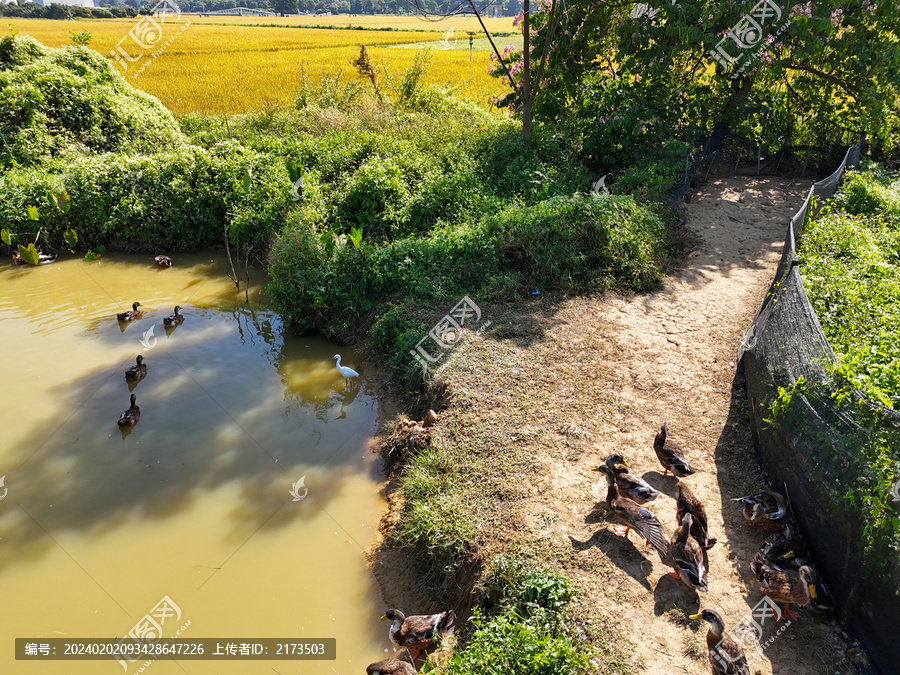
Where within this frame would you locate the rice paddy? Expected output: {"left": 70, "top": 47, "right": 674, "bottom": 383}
{"left": 9, "top": 16, "right": 515, "bottom": 115}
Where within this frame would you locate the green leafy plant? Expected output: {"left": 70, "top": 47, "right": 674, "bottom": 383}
{"left": 286, "top": 159, "right": 304, "bottom": 201}
{"left": 84, "top": 244, "right": 106, "bottom": 261}
{"left": 17, "top": 189, "right": 77, "bottom": 263}
{"left": 443, "top": 557, "right": 590, "bottom": 675}
{"left": 796, "top": 165, "right": 900, "bottom": 570}
{"left": 17, "top": 242, "right": 40, "bottom": 265}
{"left": 69, "top": 30, "right": 92, "bottom": 46}
{"left": 765, "top": 376, "right": 807, "bottom": 424}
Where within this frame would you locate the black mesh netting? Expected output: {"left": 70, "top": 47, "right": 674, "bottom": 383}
{"left": 739, "top": 142, "right": 900, "bottom": 674}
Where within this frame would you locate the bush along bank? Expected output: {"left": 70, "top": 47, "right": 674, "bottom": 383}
{"left": 796, "top": 163, "right": 900, "bottom": 567}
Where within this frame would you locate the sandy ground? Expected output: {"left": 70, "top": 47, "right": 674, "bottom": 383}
{"left": 372, "top": 176, "right": 866, "bottom": 673}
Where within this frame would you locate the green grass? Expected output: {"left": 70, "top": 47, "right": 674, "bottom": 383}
{"left": 431, "top": 556, "right": 593, "bottom": 675}
{"left": 394, "top": 445, "right": 478, "bottom": 579}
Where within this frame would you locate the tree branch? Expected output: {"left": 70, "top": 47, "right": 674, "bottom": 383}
{"left": 529, "top": 0, "right": 561, "bottom": 109}
{"left": 783, "top": 62, "right": 860, "bottom": 97}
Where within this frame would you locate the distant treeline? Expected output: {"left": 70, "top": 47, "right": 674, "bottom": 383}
{"left": 0, "top": 4, "right": 137, "bottom": 19}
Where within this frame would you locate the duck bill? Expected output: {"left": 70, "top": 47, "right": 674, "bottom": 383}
{"left": 809, "top": 584, "right": 817, "bottom": 599}
{"left": 380, "top": 614, "right": 388, "bottom": 621}
{"left": 689, "top": 612, "right": 703, "bottom": 620}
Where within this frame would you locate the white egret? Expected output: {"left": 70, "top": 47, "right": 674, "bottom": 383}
{"left": 332, "top": 354, "right": 359, "bottom": 386}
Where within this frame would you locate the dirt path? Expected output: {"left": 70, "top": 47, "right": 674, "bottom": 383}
{"left": 518, "top": 176, "right": 858, "bottom": 674}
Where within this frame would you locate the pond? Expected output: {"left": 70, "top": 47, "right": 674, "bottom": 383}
{"left": 0, "top": 252, "right": 394, "bottom": 673}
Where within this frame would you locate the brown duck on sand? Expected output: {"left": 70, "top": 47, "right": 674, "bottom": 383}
{"left": 750, "top": 552, "right": 816, "bottom": 620}
{"left": 595, "top": 454, "right": 661, "bottom": 504}
{"left": 690, "top": 609, "right": 751, "bottom": 675}
{"left": 669, "top": 512, "right": 709, "bottom": 592}
{"left": 595, "top": 465, "right": 671, "bottom": 563}
{"left": 676, "top": 480, "right": 717, "bottom": 549}
{"left": 653, "top": 423, "right": 695, "bottom": 476}
{"left": 733, "top": 489, "right": 787, "bottom": 531}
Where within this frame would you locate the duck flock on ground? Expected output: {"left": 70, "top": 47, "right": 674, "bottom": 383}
{"left": 592, "top": 423, "right": 831, "bottom": 675}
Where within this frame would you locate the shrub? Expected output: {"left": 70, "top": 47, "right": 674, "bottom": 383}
{"left": 0, "top": 146, "right": 291, "bottom": 250}
{"left": 830, "top": 168, "right": 900, "bottom": 222}
{"left": 442, "top": 557, "right": 590, "bottom": 675}
{"left": 333, "top": 155, "right": 409, "bottom": 240}
{"left": 0, "top": 35, "right": 184, "bottom": 167}
{"left": 268, "top": 194, "right": 670, "bottom": 339}
{"left": 801, "top": 188, "right": 900, "bottom": 409}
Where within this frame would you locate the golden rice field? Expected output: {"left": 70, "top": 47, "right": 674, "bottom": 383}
{"left": 10, "top": 16, "right": 515, "bottom": 116}
{"left": 184, "top": 13, "right": 515, "bottom": 32}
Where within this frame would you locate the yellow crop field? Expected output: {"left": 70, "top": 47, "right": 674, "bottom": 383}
{"left": 184, "top": 13, "right": 515, "bottom": 33}
{"left": 10, "top": 16, "right": 514, "bottom": 116}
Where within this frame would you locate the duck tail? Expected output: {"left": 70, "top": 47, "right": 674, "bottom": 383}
{"left": 438, "top": 610, "right": 456, "bottom": 633}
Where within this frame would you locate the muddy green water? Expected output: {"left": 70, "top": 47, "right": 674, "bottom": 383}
{"left": 0, "top": 252, "right": 397, "bottom": 673}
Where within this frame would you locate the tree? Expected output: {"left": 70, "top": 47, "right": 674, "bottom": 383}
{"left": 494, "top": 0, "right": 900, "bottom": 166}
{"left": 273, "top": 0, "right": 298, "bottom": 14}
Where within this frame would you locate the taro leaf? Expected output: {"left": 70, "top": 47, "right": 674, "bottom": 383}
{"left": 63, "top": 229, "right": 78, "bottom": 248}
{"left": 349, "top": 227, "right": 363, "bottom": 249}
{"left": 242, "top": 168, "right": 252, "bottom": 193}
{"left": 18, "top": 243, "right": 40, "bottom": 265}
{"left": 45, "top": 189, "right": 55, "bottom": 209}
{"left": 286, "top": 159, "right": 304, "bottom": 183}
{"left": 27, "top": 205, "right": 39, "bottom": 221}
{"left": 97, "top": 244, "right": 107, "bottom": 254}
{"left": 1, "top": 228, "right": 12, "bottom": 245}
{"left": 54, "top": 190, "right": 71, "bottom": 214}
